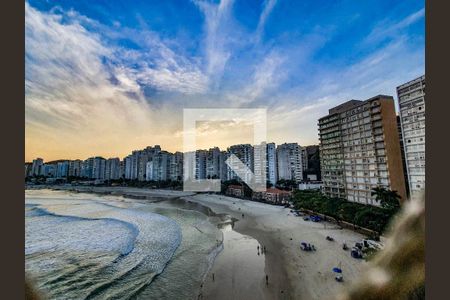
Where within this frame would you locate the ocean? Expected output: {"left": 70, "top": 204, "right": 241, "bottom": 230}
{"left": 25, "top": 189, "right": 225, "bottom": 300}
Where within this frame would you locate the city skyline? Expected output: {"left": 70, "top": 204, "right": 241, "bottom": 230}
{"left": 25, "top": 141, "right": 312, "bottom": 163}
{"left": 25, "top": 0, "right": 425, "bottom": 161}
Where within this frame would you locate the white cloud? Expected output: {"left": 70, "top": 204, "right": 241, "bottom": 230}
{"left": 364, "top": 8, "right": 425, "bottom": 44}
{"left": 193, "top": 0, "right": 235, "bottom": 85}
{"left": 255, "top": 0, "right": 277, "bottom": 43}
{"left": 226, "top": 51, "right": 284, "bottom": 105}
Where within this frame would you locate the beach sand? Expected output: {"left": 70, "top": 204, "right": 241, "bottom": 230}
{"left": 186, "top": 194, "right": 367, "bottom": 300}
{"left": 36, "top": 186, "right": 368, "bottom": 299}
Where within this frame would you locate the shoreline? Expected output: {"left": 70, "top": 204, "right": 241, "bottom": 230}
{"left": 26, "top": 185, "right": 368, "bottom": 299}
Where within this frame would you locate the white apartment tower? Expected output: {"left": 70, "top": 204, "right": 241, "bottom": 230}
{"left": 276, "top": 143, "right": 303, "bottom": 183}
{"left": 397, "top": 75, "right": 426, "bottom": 196}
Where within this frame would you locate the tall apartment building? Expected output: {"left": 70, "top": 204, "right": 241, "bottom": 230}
{"left": 169, "top": 152, "right": 183, "bottom": 181}
{"left": 68, "top": 160, "right": 82, "bottom": 177}
{"left": 252, "top": 142, "right": 268, "bottom": 187}
{"left": 43, "top": 163, "right": 57, "bottom": 177}
{"left": 301, "top": 148, "right": 308, "bottom": 172}
{"left": 119, "top": 160, "right": 125, "bottom": 179}
{"left": 124, "top": 155, "right": 132, "bottom": 179}
{"left": 206, "top": 147, "right": 221, "bottom": 179}
{"left": 105, "top": 158, "right": 121, "bottom": 180}
{"left": 219, "top": 151, "right": 229, "bottom": 181}
{"left": 319, "top": 95, "right": 407, "bottom": 205}
{"left": 397, "top": 75, "right": 426, "bottom": 195}
{"left": 266, "top": 143, "right": 277, "bottom": 186}
{"left": 56, "top": 161, "right": 69, "bottom": 178}
{"left": 276, "top": 143, "right": 303, "bottom": 183}
{"left": 146, "top": 151, "right": 170, "bottom": 181}
{"left": 195, "top": 150, "right": 208, "bottom": 180}
{"left": 31, "top": 158, "right": 44, "bottom": 176}
{"left": 125, "top": 146, "right": 162, "bottom": 180}
{"left": 227, "top": 144, "right": 254, "bottom": 183}
{"left": 25, "top": 163, "right": 32, "bottom": 177}
{"left": 92, "top": 157, "right": 106, "bottom": 179}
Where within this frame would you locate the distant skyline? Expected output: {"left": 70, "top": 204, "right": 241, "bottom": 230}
{"left": 25, "top": 0, "right": 425, "bottom": 161}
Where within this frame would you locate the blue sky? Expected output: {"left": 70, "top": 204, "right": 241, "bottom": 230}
{"left": 25, "top": 0, "right": 425, "bottom": 160}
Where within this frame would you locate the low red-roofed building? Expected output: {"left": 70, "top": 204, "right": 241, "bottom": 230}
{"left": 253, "top": 188, "right": 292, "bottom": 204}
{"left": 226, "top": 184, "right": 244, "bottom": 197}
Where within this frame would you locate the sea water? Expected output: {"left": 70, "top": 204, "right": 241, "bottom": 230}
{"left": 25, "top": 189, "right": 223, "bottom": 300}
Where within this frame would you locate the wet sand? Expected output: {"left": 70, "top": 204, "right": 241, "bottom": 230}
{"left": 200, "top": 228, "right": 267, "bottom": 300}
{"left": 186, "top": 194, "right": 368, "bottom": 300}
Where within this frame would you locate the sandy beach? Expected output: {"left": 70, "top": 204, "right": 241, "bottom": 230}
{"left": 186, "top": 194, "right": 367, "bottom": 300}
{"left": 31, "top": 186, "right": 368, "bottom": 299}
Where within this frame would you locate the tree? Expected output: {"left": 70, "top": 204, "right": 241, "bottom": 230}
{"left": 371, "top": 187, "right": 401, "bottom": 213}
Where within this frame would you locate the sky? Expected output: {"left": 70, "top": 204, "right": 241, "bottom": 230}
{"left": 25, "top": 0, "right": 425, "bottom": 162}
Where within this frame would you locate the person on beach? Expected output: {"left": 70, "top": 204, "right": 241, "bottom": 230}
{"left": 212, "top": 273, "right": 215, "bottom": 281}
{"left": 266, "top": 275, "right": 269, "bottom": 286}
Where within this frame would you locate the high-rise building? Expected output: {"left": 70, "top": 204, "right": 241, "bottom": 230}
{"left": 266, "top": 143, "right": 277, "bottom": 186}
{"left": 25, "top": 163, "right": 32, "bottom": 178}
{"left": 123, "top": 146, "right": 163, "bottom": 180}
{"left": 119, "top": 160, "right": 125, "bottom": 179}
{"left": 124, "top": 155, "right": 132, "bottom": 179}
{"left": 56, "top": 161, "right": 69, "bottom": 178}
{"left": 105, "top": 158, "right": 121, "bottom": 180}
{"left": 397, "top": 75, "right": 426, "bottom": 196}
{"left": 195, "top": 150, "right": 208, "bottom": 180}
{"left": 31, "top": 158, "right": 44, "bottom": 176}
{"left": 301, "top": 148, "right": 308, "bottom": 172}
{"left": 81, "top": 157, "right": 94, "bottom": 178}
{"left": 206, "top": 147, "right": 221, "bottom": 179}
{"left": 146, "top": 151, "right": 170, "bottom": 181}
{"left": 227, "top": 144, "right": 254, "bottom": 183}
{"left": 92, "top": 157, "right": 106, "bottom": 179}
{"left": 219, "top": 151, "right": 229, "bottom": 181}
{"left": 318, "top": 95, "right": 407, "bottom": 205}
{"left": 276, "top": 143, "right": 303, "bottom": 183}
{"left": 43, "top": 163, "right": 57, "bottom": 177}
{"left": 68, "top": 160, "right": 82, "bottom": 177}
{"left": 169, "top": 152, "right": 183, "bottom": 181}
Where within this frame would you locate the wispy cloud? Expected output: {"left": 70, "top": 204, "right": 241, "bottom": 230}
{"left": 226, "top": 50, "right": 284, "bottom": 105}
{"left": 193, "top": 0, "right": 235, "bottom": 86}
{"left": 364, "top": 8, "right": 425, "bottom": 44}
{"left": 255, "top": 0, "right": 277, "bottom": 43}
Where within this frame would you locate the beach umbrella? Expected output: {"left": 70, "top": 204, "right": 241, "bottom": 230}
{"left": 332, "top": 267, "right": 342, "bottom": 273}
